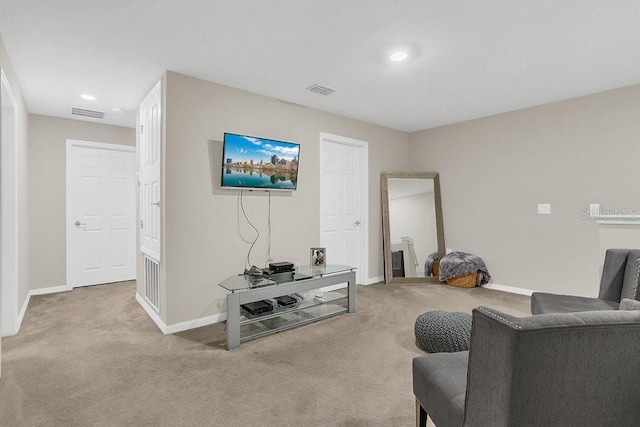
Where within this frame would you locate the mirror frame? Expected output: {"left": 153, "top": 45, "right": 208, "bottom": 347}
{"left": 380, "top": 172, "right": 445, "bottom": 284}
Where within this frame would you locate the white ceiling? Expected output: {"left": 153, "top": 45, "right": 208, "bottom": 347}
{"left": 1, "top": 1, "right": 639, "bottom": 132}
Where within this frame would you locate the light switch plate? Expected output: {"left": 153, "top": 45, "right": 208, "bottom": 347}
{"left": 538, "top": 203, "right": 551, "bottom": 215}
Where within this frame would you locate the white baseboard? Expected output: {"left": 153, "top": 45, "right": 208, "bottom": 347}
{"left": 321, "top": 275, "right": 383, "bottom": 289}
{"left": 481, "top": 283, "right": 535, "bottom": 296}
{"left": 365, "top": 275, "right": 384, "bottom": 285}
{"left": 164, "top": 312, "right": 226, "bottom": 334}
{"left": 135, "top": 293, "right": 167, "bottom": 333}
{"left": 3, "top": 285, "right": 71, "bottom": 337}
{"left": 135, "top": 292, "right": 226, "bottom": 335}
{"left": 320, "top": 274, "right": 382, "bottom": 291}
{"left": 15, "top": 293, "right": 30, "bottom": 335}
{"left": 30, "top": 285, "right": 70, "bottom": 296}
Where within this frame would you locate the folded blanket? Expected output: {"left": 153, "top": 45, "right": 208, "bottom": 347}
{"left": 439, "top": 252, "right": 491, "bottom": 285}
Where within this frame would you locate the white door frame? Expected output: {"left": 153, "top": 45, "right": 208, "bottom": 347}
{"left": 319, "top": 132, "right": 369, "bottom": 284}
{"left": 1, "top": 68, "right": 19, "bottom": 340}
{"left": 66, "top": 139, "right": 136, "bottom": 289}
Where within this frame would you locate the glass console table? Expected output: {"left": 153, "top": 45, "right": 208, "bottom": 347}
{"left": 219, "top": 265, "right": 356, "bottom": 350}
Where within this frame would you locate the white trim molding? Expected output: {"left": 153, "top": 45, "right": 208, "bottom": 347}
{"left": 164, "top": 313, "right": 226, "bottom": 334}
{"left": 481, "top": 283, "right": 535, "bottom": 296}
{"left": 29, "top": 285, "right": 70, "bottom": 296}
{"left": 2, "top": 285, "right": 70, "bottom": 337}
{"left": 365, "top": 275, "right": 384, "bottom": 285}
{"left": 595, "top": 215, "right": 640, "bottom": 226}
{"left": 136, "top": 293, "right": 167, "bottom": 333}
{"left": 1, "top": 68, "right": 19, "bottom": 338}
{"left": 135, "top": 292, "right": 226, "bottom": 334}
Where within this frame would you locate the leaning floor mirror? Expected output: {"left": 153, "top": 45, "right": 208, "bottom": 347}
{"left": 381, "top": 172, "right": 445, "bottom": 284}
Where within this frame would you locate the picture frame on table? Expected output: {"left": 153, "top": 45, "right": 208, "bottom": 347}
{"left": 310, "top": 247, "right": 326, "bottom": 267}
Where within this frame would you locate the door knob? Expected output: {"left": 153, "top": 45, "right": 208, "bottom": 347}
{"left": 354, "top": 220, "right": 362, "bottom": 226}
{"left": 74, "top": 220, "right": 87, "bottom": 229}
{"left": 151, "top": 202, "right": 160, "bottom": 207}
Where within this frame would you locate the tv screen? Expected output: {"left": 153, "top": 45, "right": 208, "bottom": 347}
{"left": 221, "top": 133, "right": 300, "bottom": 190}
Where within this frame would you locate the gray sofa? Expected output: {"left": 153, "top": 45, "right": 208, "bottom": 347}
{"left": 412, "top": 306, "right": 640, "bottom": 427}
{"left": 531, "top": 248, "right": 640, "bottom": 314}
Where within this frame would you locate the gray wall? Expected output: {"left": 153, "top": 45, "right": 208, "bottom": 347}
{"left": 0, "top": 34, "right": 30, "bottom": 313}
{"left": 160, "top": 71, "right": 409, "bottom": 325}
{"left": 28, "top": 114, "right": 135, "bottom": 289}
{"left": 409, "top": 84, "right": 640, "bottom": 297}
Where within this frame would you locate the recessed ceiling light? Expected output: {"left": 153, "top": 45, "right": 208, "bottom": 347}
{"left": 390, "top": 51, "right": 408, "bottom": 61}
{"left": 81, "top": 94, "right": 96, "bottom": 101}
{"left": 112, "top": 107, "right": 122, "bottom": 112}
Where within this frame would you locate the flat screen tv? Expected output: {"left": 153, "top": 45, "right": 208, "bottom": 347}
{"left": 221, "top": 133, "right": 300, "bottom": 191}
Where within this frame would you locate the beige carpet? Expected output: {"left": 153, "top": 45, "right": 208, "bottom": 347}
{"left": 0, "top": 281, "right": 530, "bottom": 426}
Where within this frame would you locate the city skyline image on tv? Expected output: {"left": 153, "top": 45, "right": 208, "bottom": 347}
{"left": 221, "top": 133, "right": 300, "bottom": 190}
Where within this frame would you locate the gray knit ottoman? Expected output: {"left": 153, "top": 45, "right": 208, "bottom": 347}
{"left": 414, "top": 311, "right": 472, "bottom": 353}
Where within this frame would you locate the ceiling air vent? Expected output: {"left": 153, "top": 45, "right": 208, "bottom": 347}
{"left": 307, "top": 84, "right": 336, "bottom": 96}
{"left": 71, "top": 107, "right": 105, "bottom": 119}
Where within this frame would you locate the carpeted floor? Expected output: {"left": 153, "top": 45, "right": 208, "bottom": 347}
{"left": 0, "top": 281, "right": 530, "bottom": 426}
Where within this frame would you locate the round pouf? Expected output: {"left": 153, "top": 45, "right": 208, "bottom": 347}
{"left": 414, "top": 311, "right": 472, "bottom": 353}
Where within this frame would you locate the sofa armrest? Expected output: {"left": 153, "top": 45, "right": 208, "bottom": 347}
{"left": 463, "top": 307, "right": 519, "bottom": 426}
{"left": 464, "top": 306, "right": 640, "bottom": 426}
{"left": 620, "top": 298, "right": 640, "bottom": 310}
{"left": 598, "top": 248, "right": 630, "bottom": 301}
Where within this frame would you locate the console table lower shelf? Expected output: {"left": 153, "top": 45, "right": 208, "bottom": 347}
{"left": 223, "top": 268, "right": 356, "bottom": 350}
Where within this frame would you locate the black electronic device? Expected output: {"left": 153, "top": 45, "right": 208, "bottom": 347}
{"left": 275, "top": 295, "right": 297, "bottom": 307}
{"left": 269, "top": 261, "right": 294, "bottom": 273}
{"left": 244, "top": 265, "right": 264, "bottom": 277}
{"left": 241, "top": 300, "right": 273, "bottom": 315}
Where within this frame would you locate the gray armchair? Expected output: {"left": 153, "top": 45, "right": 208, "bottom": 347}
{"left": 413, "top": 306, "right": 640, "bottom": 427}
{"left": 531, "top": 248, "right": 640, "bottom": 314}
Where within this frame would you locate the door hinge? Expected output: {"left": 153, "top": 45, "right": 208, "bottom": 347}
{"left": 140, "top": 125, "right": 144, "bottom": 135}
{"left": 140, "top": 220, "right": 144, "bottom": 229}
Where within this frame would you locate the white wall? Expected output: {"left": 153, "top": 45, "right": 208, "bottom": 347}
{"left": 0, "top": 33, "right": 30, "bottom": 323}
{"left": 159, "top": 71, "right": 410, "bottom": 325}
{"left": 28, "top": 114, "right": 135, "bottom": 289}
{"left": 409, "top": 84, "right": 640, "bottom": 297}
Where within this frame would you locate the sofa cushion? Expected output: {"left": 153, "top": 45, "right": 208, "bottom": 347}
{"left": 620, "top": 250, "right": 640, "bottom": 300}
{"left": 413, "top": 352, "right": 468, "bottom": 427}
{"left": 531, "top": 292, "right": 618, "bottom": 315}
{"left": 620, "top": 298, "right": 640, "bottom": 310}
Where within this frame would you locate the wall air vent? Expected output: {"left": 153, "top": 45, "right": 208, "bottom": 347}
{"left": 307, "top": 84, "right": 336, "bottom": 96}
{"left": 144, "top": 255, "right": 160, "bottom": 312}
{"left": 71, "top": 107, "right": 105, "bottom": 119}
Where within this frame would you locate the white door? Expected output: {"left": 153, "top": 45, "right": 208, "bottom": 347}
{"left": 139, "top": 82, "right": 162, "bottom": 261}
{"left": 67, "top": 140, "right": 136, "bottom": 288}
{"left": 320, "top": 134, "right": 368, "bottom": 284}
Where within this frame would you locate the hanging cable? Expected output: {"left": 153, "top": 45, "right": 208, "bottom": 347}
{"left": 265, "top": 191, "right": 273, "bottom": 267}
{"left": 238, "top": 190, "right": 259, "bottom": 269}
{"left": 236, "top": 192, "right": 254, "bottom": 244}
